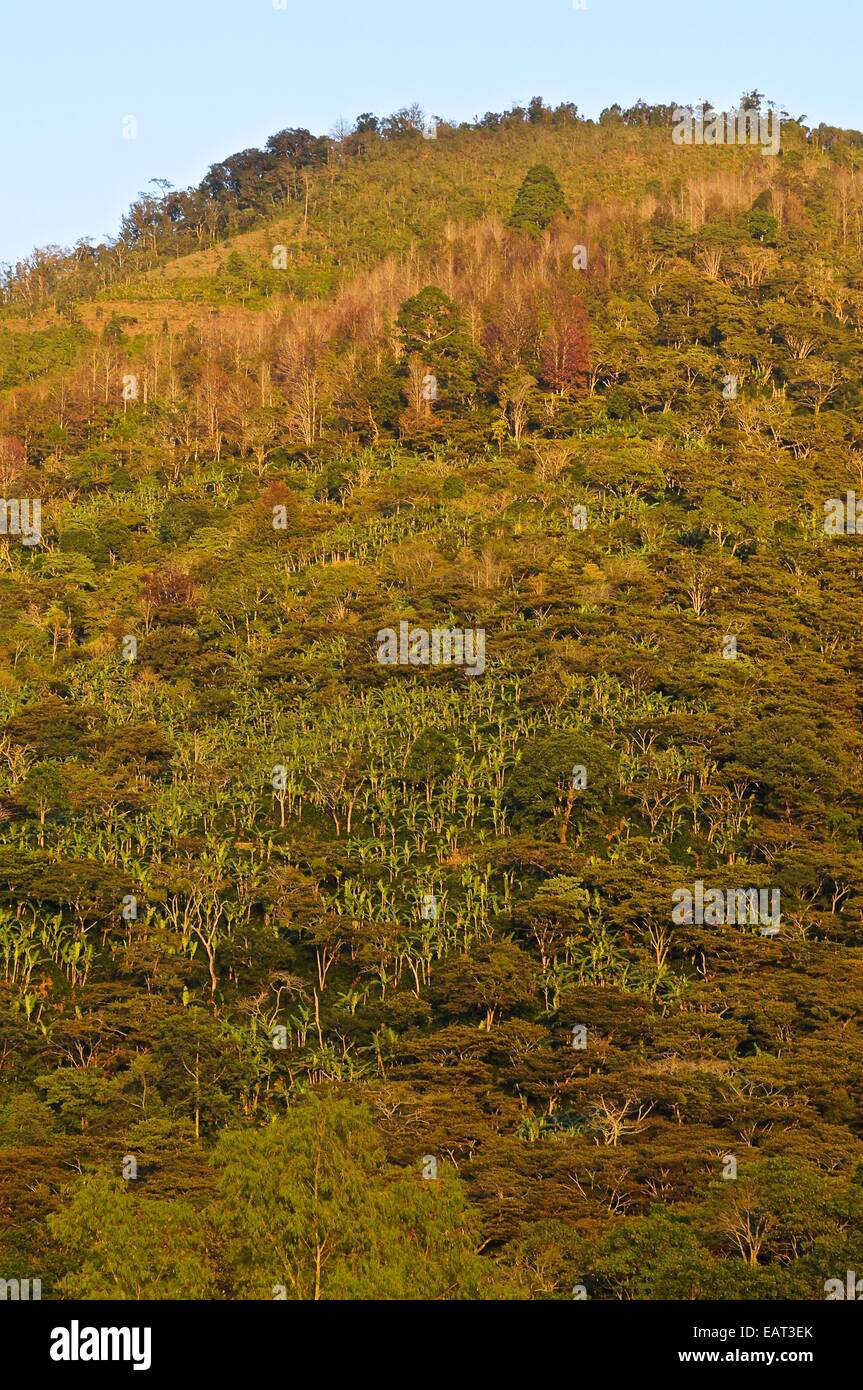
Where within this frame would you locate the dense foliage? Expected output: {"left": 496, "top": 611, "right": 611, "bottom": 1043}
{"left": 1, "top": 94, "right": 863, "bottom": 1301}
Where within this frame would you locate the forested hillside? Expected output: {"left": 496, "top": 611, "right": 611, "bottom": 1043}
{"left": 1, "top": 94, "right": 863, "bottom": 1301}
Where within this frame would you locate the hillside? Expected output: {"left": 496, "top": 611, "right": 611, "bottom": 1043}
{"left": 1, "top": 95, "right": 863, "bottom": 1301}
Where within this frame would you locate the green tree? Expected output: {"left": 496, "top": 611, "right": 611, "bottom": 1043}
{"left": 508, "top": 164, "right": 570, "bottom": 234}
{"left": 48, "top": 1172, "right": 214, "bottom": 1299}
{"left": 212, "top": 1094, "right": 506, "bottom": 1299}
{"left": 395, "top": 286, "right": 480, "bottom": 404}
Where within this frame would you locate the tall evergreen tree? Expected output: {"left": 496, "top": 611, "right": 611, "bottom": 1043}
{"left": 508, "top": 164, "right": 571, "bottom": 234}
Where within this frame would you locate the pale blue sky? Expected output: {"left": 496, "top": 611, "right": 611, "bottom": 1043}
{"left": 1, "top": 0, "right": 859, "bottom": 265}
